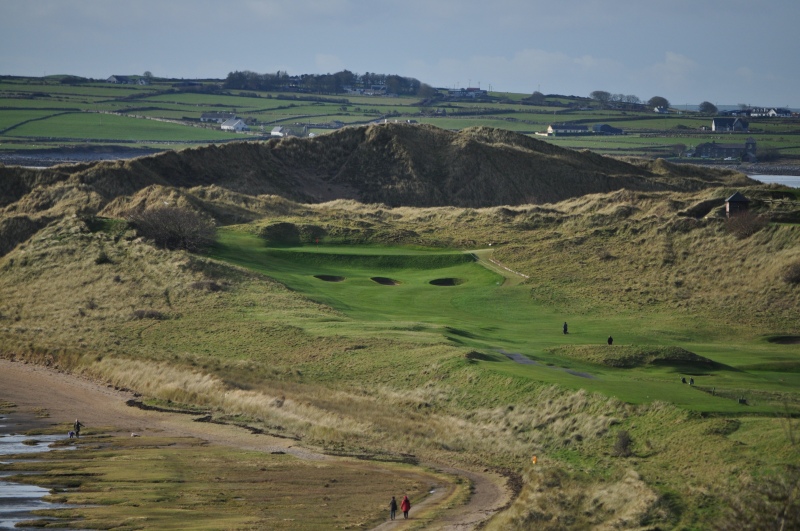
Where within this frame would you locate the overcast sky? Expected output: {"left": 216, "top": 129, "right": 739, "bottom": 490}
{"left": 2, "top": 0, "right": 798, "bottom": 107}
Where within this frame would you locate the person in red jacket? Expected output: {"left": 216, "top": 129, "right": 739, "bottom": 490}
{"left": 400, "top": 495, "right": 411, "bottom": 519}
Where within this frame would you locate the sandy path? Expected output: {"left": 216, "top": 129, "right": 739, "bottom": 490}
{"left": 0, "top": 358, "right": 511, "bottom": 529}
{"left": 469, "top": 249, "right": 528, "bottom": 287}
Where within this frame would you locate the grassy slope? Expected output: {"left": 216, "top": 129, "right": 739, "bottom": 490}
{"left": 0, "top": 124, "right": 798, "bottom": 528}
{"left": 7, "top": 112, "right": 237, "bottom": 141}
{"left": 1, "top": 185, "right": 798, "bottom": 528}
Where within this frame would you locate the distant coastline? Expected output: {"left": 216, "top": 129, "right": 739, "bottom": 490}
{"left": 685, "top": 161, "right": 800, "bottom": 177}
{"left": 737, "top": 163, "right": 800, "bottom": 176}
{"left": 749, "top": 174, "right": 800, "bottom": 188}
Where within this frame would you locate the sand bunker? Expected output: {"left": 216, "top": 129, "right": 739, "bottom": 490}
{"left": 429, "top": 278, "right": 464, "bottom": 286}
{"left": 767, "top": 335, "right": 800, "bottom": 344}
{"left": 314, "top": 275, "right": 345, "bottom": 282}
{"left": 370, "top": 277, "right": 400, "bottom": 285}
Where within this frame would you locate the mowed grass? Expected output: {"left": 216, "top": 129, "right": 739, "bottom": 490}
{"left": 209, "top": 229, "right": 799, "bottom": 414}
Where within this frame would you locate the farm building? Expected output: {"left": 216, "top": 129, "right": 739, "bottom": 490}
{"left": 693, "top": 138, "right": 756, "bottom": 161}
{"left": 106, "top": 75, "right": 149, "bottom": 85}
{"left": 221, "top": 118, "right": 249, "bottom": 132}
{"left": 547, "top": 124, "right": 590, "bottom": 136}
{"left": 749, "top": 107, "right": 792, "bottom": 118}
{"left": 712, "top": 117, "right": 749, "bottom": 132}
{"left": 201, "top": 112, "right": 235, "bottom": 123}
{"left": 271, "top": 126, "right": 286, "bottom": 137}
{"left": 593, "top": 124, "right": 624, "bottom": 135}
{"left": 725, "top": 192, "right": 750, "bottom": 217}
{"left": 447, "top": 87, "right": 488, "bottom": 99}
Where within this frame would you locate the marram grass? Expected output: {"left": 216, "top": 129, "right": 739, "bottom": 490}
{"left": 1, "top": 183, "right": 799, "bottom": 528}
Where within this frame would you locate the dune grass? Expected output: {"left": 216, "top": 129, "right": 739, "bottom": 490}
{"left": 1, "top": 179, "right": 799, "bottom": 528}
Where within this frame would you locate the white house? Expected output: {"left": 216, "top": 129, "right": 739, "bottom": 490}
{"left": 106, "top": 75, "right": 148, "bottom": 85}
{"left": 750, "top": 107, "right": 792, "bottom": 118}
{"left": 271, "top": 126, "right": 285, "bottom": 137}
{"left": 221, "top": 118, "right": 248, "bottom": 132}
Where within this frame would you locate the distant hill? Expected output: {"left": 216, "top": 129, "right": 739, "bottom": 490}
{"left": 1, "top": 123, "right": 751, "bottom": 209}
{"left": 0, "top": 123, "right": 754, "bottom": 255}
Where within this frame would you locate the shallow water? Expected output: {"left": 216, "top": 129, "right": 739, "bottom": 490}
{"left": 0, "top": 426, "right": 72, "bottom": 530}
{"left": 0, "top": 434, "right": 64, "bottom": 456}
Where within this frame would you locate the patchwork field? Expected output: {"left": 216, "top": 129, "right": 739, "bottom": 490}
{"left": 2, "top": 75, "right": 799, "bottom": 162}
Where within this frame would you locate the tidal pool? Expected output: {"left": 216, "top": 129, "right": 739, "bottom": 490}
{"left": 0, "top": 421, "right": 73, "bottom": 530}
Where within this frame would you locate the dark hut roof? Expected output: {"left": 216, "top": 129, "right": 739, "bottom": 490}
{"left": 725, "top": 192, "right": 750, "bottom": 203}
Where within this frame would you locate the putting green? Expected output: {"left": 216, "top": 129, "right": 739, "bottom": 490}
{"left": 209, "top": 229, "right": 799, "bottom": 414}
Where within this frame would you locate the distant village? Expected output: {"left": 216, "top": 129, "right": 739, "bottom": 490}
{"left": 102, "top": 73, "right": 793, "bottom": 163}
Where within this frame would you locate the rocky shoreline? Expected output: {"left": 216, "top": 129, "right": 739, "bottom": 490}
{"left": 729, "top": 163, "right": 800, "bottom": 176}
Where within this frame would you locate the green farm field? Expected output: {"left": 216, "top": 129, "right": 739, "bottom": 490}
{"left": 2, "top": 76, "right": 799, "bottom": 163}
{"left": 4, "top": 112, "right": 239, "bottom": 142}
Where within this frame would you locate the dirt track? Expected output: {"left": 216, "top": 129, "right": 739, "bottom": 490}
{"left": 0, "top": 358, "right": 511, "bottom": 529}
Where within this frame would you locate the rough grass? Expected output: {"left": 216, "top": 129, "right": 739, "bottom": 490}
{"left": 2, "top": 433, "right": 439, "bottom": 530}
{"left": 0, "top": 133, "right": 798, "bottom": 529}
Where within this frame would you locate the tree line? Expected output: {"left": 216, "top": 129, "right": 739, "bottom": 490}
{"left": 224, "top": 70, "right": 432, "bottom": 96}
{"left": 589, "top": 91, "right": 644, "bottom": 106}
{"left": 589, "top": 91, "right": 721, "bottom": 114}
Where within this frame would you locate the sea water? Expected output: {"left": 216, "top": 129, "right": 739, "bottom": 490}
{"left": 750, "top": 175, "right": 800, "bottom": 188}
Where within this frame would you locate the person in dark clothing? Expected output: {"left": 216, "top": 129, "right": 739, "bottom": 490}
{"left": 563, "top": 322, "right": 568, "bottom": 334}
{"left": 389, "top": 496, "right": 398, "bottom": 520}
{"left": 607, "top": 336, "right": 613, "bottom": 345}
{"left": 73, "top": 419, "right": 84, "bottom": 438}
{"left": 400, "top": 495, "right": 411, "bottom": 519}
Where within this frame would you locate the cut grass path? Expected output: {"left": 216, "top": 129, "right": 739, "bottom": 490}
{"left": 469, "top": 248, "right": 529, "bottom": 286}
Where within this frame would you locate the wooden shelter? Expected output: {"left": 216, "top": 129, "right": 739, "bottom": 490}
{"left": 725, "top": 192, "right": 750, "bottom": 217}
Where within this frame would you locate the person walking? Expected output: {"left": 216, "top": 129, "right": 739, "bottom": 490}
{"left": 607, "top": 336, "right": 613, "bottom": 346}
{"left": 563, "top": 322, "right": 568, "bottom": 334}
{"left": 389, "top": 496, "right": 398, "bottom": 520}
{"left": 73, "top": 419, "right": 84, "bottom": 438}
{"left": 400, "top": 495, "right": 411, "bottom": 519}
